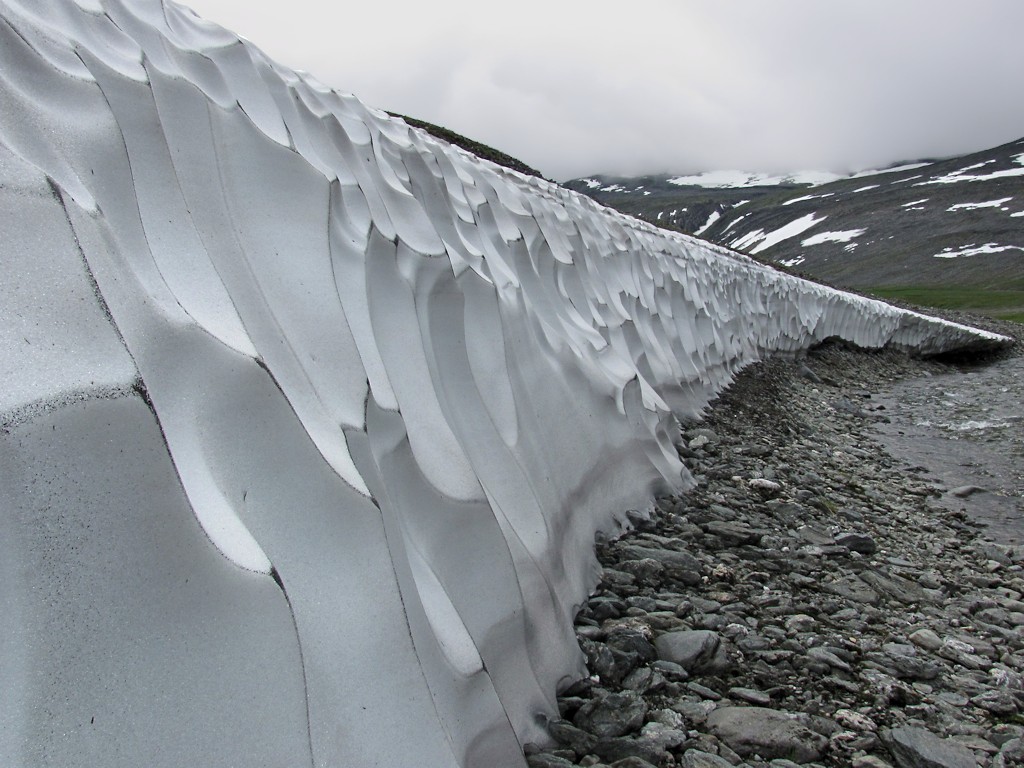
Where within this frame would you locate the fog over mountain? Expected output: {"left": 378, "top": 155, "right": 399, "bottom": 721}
{"left": 181, "top": 0, "right": 1024, "bottom": 180}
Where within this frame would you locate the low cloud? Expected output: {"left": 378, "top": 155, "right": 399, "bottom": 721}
{"left": 183, "top": 0, "right": 1024, "bottom": 181}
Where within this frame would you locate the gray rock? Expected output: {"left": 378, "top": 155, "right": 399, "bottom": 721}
{"left": 650, "top": 659, "right": 689, "bottom": 680}
{"left": 807, "top": 646, "right": 852, "bottom": 673}
{"left": 582, "top": 640, "right": 620, "bottom": 684}
{"left": 797, "top": 525, "right": 835, "bottom": 546}
{"left": 574, "top": 693, "right": 648, "bottom": 738}
{"left": 784, "top": 614, "right": 816, "bottom": 633}
{"left": 685, "top": 428, "right": 719, "bottom": 444}
{"left": 706, "top": 706, "right": 829, "bottom": 762}
{"left": 690, "top": 596, "right": 723, "bottom": 614}
{"left": 881, "top": 726, "right": 978, "bottom": 768}
{"left": 797, "top": 364, "right": 822, "bottom": 383}
{"left": 689, "top": 434, "right": 711, "bottom": 450}
{"left": 834, "top": 531, "right": 878, "bottom": 554}
{"left": 618, "top": 545, "right": 701, "bottom": 572}
{"left": 937, "top": 638, "right": 991, "bottom": 670}
{"left": 655, "top": 630, "right": 729, "bottom": 675}
{"left": 609, "top": 758, "right": 660, "bottom": 768}
{"left": 884, "top": 653, "right": 941, "bottom": 681}
{"left": 860, "top": 570, "right": 933, "bottom": 605}
{"left": 975, "top": 607, "right": 1014, "bottom": 628}
{"left": 617, "top": 558, "right": 665, "bottom": 582}
{"left": 834, "top": 708, "right": 877, "bottom": 732}
{"left": 908, "top": 628, "right": 942, "bottom": 651}
{"left": 548, "top": 719, "right": 596, "bottom": 753}
{"left": 527, "top": 754, "right": 577, "bottom": 768}
{"left": 822, "top": 574, "right": 879, "bottom": 603}
{"left": 971, "top": 689, "right": 1019, "bottom": 716}
{"left": 989, "top": 726, "right": 1024, "bottom": 749}
{"left": 729, "top": 686, "right": 772, "bottom": 705}
{"left": 951, "top": 485, "right": 987, "bottom": 498}
{"left": 591, "top": 737, "right": 669, "bottom": 766}
{"left": 834, "top": 396, "right": 869, "bottom": 418}
{"left": 998, "top": 738, "right": 1024, "bottom": 764}
{"left": 882, "top": 642, "right": 917, "bottom": 658}
{"left": 852, "top": 757, "right": 895, "bottom": 768}
{"left": 680, "top": 750, "right": 735, "bottom": 768}
{"left": 606, "top": 629, "right": 658, "bottom": 664}
{"left": 749, "top": 477, "right": 782, "bottom": 494}
{"left": 621, "top": 667, "right": 656, "bottom": 692}
{"left": 639, "top": 721, "right": 687, "bottom": 750}
{"left": 686, "top": 681, "right": 722, "bottom": 700}
{"left": 917, "top": 572, "right": 943, "bottom": 590}
{"left": 705, "top": 520, "right": 763, "bottom": 546}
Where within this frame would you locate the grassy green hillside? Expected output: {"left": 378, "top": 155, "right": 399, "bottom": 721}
{"left": 866, "top": 285, "right": 1024, "bottom": 324}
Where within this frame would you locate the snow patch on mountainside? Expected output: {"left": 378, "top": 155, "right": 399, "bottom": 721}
{"left": 784, "top": 192, "right": 834, "bottom": 206}
{"left": 694, "top": 210, "right": 722, "bottom": 235}
{"left": 947, "top": 197, "right": 1014, "bottom": 212}
{"left": 653, "top": 162, "right": 935, "bottom": 192}
{"left": 667, "top": 169, "right": 844, "bottom": 188}
{"left": 935, "top": 243, "right": 1024, "bottom": 258}
{"left": 731, "top": 213, "right": 828, "bottom": 255}
{"left": 917, "top": 155, "right": 1024, "bottom": 186}
{"left": 802, "top": 229, "right": 866, "bottom": 247}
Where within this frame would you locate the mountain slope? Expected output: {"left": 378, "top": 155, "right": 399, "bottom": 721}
{"left": 567, "top": 140, "right": 1024, "bottom": 293}
{"left": 388, "top": 112, "right": 545, "bottom": 178}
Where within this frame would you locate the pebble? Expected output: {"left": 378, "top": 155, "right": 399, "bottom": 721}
{"left": 909, "top": 628, "right": 942, "bottom": 651}
{"left": 834, "top": 708, "right": 878, "bottom": 732}
{"left": 749, "top": 477, "right": 782, "bottom": 493}
{"left": 951, "top": 485, "right": 987, "bottom": 498}
{"left": 728, "top": 686, "right": 772, "bottom": 705}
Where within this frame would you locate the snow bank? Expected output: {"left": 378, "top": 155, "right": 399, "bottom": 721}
{"left": 0, "top": 2, "right": 1011, "bottom": 767}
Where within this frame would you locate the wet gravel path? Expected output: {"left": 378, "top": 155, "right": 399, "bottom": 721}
{"left": 873, "top": 355, "right": 1024, "bottom": 546}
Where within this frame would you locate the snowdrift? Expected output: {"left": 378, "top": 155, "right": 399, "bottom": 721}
{"left": 0, "top": 1, "right": 1010, "bottom": 766}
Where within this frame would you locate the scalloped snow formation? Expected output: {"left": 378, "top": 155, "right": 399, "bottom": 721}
{"left": 0, "top": 2, "right": 1012, "bottom": 767}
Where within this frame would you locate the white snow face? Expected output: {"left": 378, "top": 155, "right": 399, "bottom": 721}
{"left": 0, "top": 2, "right": 1010, "bottom": 767}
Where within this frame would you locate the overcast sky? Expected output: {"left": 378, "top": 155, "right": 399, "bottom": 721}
{"left": 179, "top": 0, "right": 1024, "bottom": 182}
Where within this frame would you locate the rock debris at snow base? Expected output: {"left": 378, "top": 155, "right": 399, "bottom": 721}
{"left": 0, "top": 2, "right": 1014, "bottom": 767}
{"left": 530, "top": 340, "right": 1024, "bottom": 768}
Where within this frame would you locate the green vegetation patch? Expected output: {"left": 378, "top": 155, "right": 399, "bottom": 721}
{"left": 867, "top": 286, "right": 1024, "bottom": 323}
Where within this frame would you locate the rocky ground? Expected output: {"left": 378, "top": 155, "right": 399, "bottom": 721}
{"left": 526, "top": 318, "right": 1024, "bottom": 768}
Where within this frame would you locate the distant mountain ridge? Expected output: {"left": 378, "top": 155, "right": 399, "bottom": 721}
{"left": 565, "top": 139, "right": 1024, "bottom": 295}
{"left": 575, "top": 161, "right": 932, "bottom": 193}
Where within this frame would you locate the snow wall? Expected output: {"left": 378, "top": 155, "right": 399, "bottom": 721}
{"left": 0, "top": 2, "right": 1011, "bottom": 766}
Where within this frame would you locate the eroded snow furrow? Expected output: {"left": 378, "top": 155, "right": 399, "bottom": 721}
{"left": 0, "top": 2, "right": 1011, "bottom": 767}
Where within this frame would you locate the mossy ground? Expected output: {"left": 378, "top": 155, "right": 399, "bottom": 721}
{"left": 866, "top": 285, "right": 1024, "bottom": 324}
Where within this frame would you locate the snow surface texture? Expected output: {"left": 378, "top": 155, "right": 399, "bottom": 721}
{"left": 0, "top": 2, "right": 1012, "bottom": 767}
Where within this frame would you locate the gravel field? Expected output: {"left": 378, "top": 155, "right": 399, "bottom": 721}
{"left": 527, "top": 317, "right": 1024, "bottom": 768}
